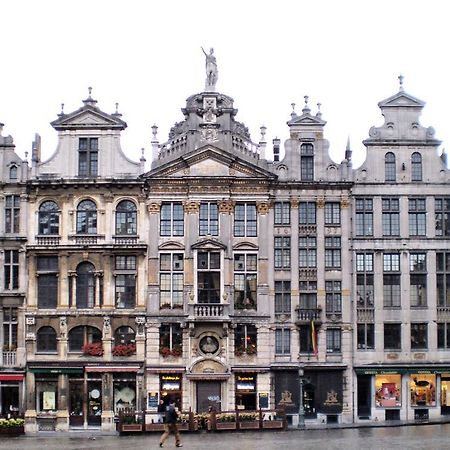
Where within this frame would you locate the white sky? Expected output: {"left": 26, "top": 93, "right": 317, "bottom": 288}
{"left": 1, "top": 0, "right": 448, "bottom": 169}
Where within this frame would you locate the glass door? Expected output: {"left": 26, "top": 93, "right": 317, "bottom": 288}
{"left": 87, "top": 381, "right": 102, "bottom": 426}
{"left": 69, "top": 381, "right": 84, "bottom": 427}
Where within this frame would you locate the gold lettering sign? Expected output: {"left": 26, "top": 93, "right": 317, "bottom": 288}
{"left": 323, "top": 390, "right": 341, "bottom": 406}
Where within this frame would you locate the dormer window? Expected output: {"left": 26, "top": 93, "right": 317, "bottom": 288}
{"left": 9, "top": 165, "right": 18, "bottom": 181}
{"left": 385, "top": 152, "right": 396, "bottom": 182}
{"left": 411, "top": 152, "right": 422, "bottom": 182}
{"left": 78, "top": 137, "right": 98, "bottom": 177}
{"left": 300, "top": 143, "right": 314, "bottom": 181}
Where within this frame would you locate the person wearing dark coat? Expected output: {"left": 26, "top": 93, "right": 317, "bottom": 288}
{"left": 159, "top": 400, "right": 182, "bottom": 447}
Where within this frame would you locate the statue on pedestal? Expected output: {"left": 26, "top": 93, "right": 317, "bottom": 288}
{"left": 202, "top": 47, "right": 218, "bottom": 91}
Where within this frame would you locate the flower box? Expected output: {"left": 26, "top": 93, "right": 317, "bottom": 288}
{"left": 238, "top": 421, "right": 260, "bottom": 429}
{"left": 119, "top": 423, "right": 142, "bottom": 432}
{"left": 145, "top": 423, "right": 165, "bottom": 432}
{"left": 215, "top": 421, "right": 237, "bottom": 430}
{"left": 262, "top": 420, "right": 284, "bottom": 429}
{"left": 0, "top": 426, "right": 25, "bottom": 436}
{"left": 178, "top": 422, "right": 189, "bottom": 431}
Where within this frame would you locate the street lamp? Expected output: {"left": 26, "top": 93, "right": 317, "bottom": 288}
{"left": 298, "top": 367, "right": 305, "bottom": 428}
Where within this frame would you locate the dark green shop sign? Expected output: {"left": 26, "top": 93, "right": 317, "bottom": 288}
{"left": 29, "top": 368, "right": 84, "bottom": 375}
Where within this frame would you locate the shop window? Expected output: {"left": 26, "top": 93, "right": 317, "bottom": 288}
{"left": 356, "top": 253, "right": 374, "bottom": 308}
{"left": 384, "top": 323, "right": 401, "bottom": 350}
{"left": 275, "top": 281, "right": 291, "bottom": 316}
{"left": 36, "top": 378, "right": 58, "bottom": 412}
{"left": 435, "top": 198, "right": 450, "bottom": 237}
{"left": 375, "top": 374, "right": 401, "bottom": 407}
{"left": 36, "top": 326, "right": 57, "bottom": 353}
{"left": 197, "top": 251, "right": 221, "bottom": 304}
{"left": 76, "top": 199, "right": 97, "bottom": 234}
{"left": 160, "top": 202, "right": 184, "bottom": 236}
{"left": 159, "top": 323, "right": 182, "bottom": 357}
{"left": 5, "top": 195, "right": 20, "bottom": 234}
{"left": 199, "top": 202, "right": 218, "bottom": 235}
{"left": 68, "top": 325, "right": 102, "bottom": 352}
{"left": 274, "top": 202, "right": 291, "bottom": 225}
{"left": 411, "top": 323, "right": 428, "bottom": 349}
{"left": 234, "top": 324, "right": 257, "bottom": 356}
{"left": 160, "top": 253, "right": 184, "bottom": 309}
{"left": 160, "top": 374, "right": 182, "bottom": 407}
{"left": 38, "top": 201, "right": 59, "bottom": 235}
{"left": 234, "top": 203, "right": 257, "bottom": 237}
{"left": 37, "top": 256, "right": 58, "bottom": 309}
{"left": 115, "top": 200, "right": 137, "bottom": 235}
{"left": 441, "top": 377, "right": 450, "bottom": 413}
{"left": 115, "top": 255, "right": 136, "bottom": 309}
{"left": 235, "top": 374, "right": 257, "bottom": 410}
{"left": 410, "top": 374, "right": 436, "bottom": 407}
{"left": 114, "top": 374, "right": 137, "bottom": 413}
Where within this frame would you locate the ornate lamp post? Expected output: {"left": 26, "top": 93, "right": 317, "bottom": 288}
{"left": 298, "top": 367, "right": 305, "bottom": 428}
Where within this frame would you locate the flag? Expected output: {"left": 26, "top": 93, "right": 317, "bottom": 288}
{"left": 311, "top": 320, "right": 317, "bottom": 356}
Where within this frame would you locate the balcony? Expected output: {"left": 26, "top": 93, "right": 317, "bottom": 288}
{"left": 113, "top": 235, "right": 139, "bottom": 245}
{"left": 188, "top": 303, "right": 230, "bottom": 320}
{"left": 437, "top": 306, "right": 450, "bottom": 322}
{"left": 295, "top": 308, "right": 322, "bottom": 324}
{"left": 68, "top": 234, "right": 105, "bottom": 245}
{"left": 357, "top": 307, "right": 375, "bottom": 322}
{"left": 299, "top": 225, "right": 317, "bottom": 236}
{"left": 35, "top": 235, "right": 61, "bottom": 246}
{"left": 1, "top": 351, "right": 17, "bottom": 367}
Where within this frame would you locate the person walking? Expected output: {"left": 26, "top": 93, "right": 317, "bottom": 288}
{"left": 159, "top": 400, "right": 182, "bottom": 448}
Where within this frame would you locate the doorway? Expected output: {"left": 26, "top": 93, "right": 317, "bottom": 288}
{"left": 87, "top": 381, "right": 102, "bottom": 426}
{"left": 357, "top": 375, "right": 372, "bottom": 418}
{"left": 196, "top": 381, "right": 221, "bottom": 413}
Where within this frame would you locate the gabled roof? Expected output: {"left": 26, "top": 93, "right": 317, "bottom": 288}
{"left": 287, "top": 112, "right": 326, "bottom": 127}
{"left": 378, "top": 91, "right": 425, "bottom": 108}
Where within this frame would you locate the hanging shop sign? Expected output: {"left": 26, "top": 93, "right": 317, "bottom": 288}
{"left": 236, "top": 374, "right": 256, "bottom": 391}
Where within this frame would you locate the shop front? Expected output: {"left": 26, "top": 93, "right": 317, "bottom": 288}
{"left": 159, "top": 374, "right": 182, "bottom": 409}
{"left": 235, "top": 373, "right": 257, "bottom": 410}
{"left": 0, "top": 373, "right": 24, "bottom": 416}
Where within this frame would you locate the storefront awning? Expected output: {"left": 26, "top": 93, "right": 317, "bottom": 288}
{"left": 146, "top": 368, "right": 185, "bottom": 374}
{"left": 0, "top": 374, "right": 24, "bottom": 381}
{"left": 85, "top": 366, "right": 140, "bottom": 373}
{"left": 355, "top": 366, "right": 450, "bottom": 375}
{"left": 29, "top": 367, "right": 84, "bottom": 375}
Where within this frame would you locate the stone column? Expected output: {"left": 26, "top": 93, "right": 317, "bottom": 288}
{"left": 102, "top": 317, "right": 112, "bottom": 361}
{"left": 101, "top": 373, "right": 114, "bottom": 431}
{"left": 59, "top": 253, "right": 69, "bottom": 308}
{"left": 24, "top": 371, "right": 37, "bottom": 433}
{"left": 69, "top": 271, "right": 77, "bottom": 309}
{"left": 94, "top": 271, "right": 102, "bottom": 308}
{"left": 56, "top": 374, "right": 69, "bottom": 431}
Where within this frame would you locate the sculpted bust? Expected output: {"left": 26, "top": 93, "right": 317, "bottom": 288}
{"left": 199, "top": 336, "right": 219, "bottom": 354}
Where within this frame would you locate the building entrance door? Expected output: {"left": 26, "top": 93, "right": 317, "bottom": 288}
{"left": 69, "top": 380, "right": 84, "bottom": 427}
{"left": 357, "top": 375, "right": 372, "bottom": 418}
{"left": 87, "top": 381, "right": 102, "bottom": 426}
{"left": 196, "top": 381, "right": 221, "bottom": 413}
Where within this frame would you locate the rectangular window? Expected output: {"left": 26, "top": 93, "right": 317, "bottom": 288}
{"left": 234, "top": 203, "right": 257, "bottom": 237}
{"left": 382, "top": 198, "right": 400, "bottom": 236}
{"left": 383, "top": 253, "right": 401, "bottom": 308}
{"left": 300, "top": 143, "right": 314, "bottom": 181}
{"left": 4, "top": 250, "right": 19, "bottom": 290}
{"left": 274, "top": 237, "right": 291, "bottom": 269}
{"left": 234, "top": 253, "right": 257, "bottom": 309}
{"left": 325, "top": 281, "right": 342, "bottom": 317}
{"left": 274, "top": 202, "right": 290, "bottom": 226}
{"left": 299, "top": 237, "right": 317, "bottom": 268}
{"left": 160, "top": 253, "right": 184, "bottom": 309}
{"left": 299, "top": 202, "right": 316, "bottom": 225}
{"left": 411, "top": 323, "right": 428, "bottom": 349}
{"left": 435, "top": 198, "right": 450, "bottom": 237}
{"left": 357, "top": 323, "right": 375, "bottom": 350}
{"left": 410, "top": 253, "right": 427, "bottom": 307}
{"left": 325, "top": 202, "right": 341, "bottom": 225}
{"left": 299, "top": 324, "right": 316, "bottom": 353}
{"left": 275, "top": 281, "right": 291, "bottom": 316}
{"left": 326, "top": 328, "right": 341, "bottom": 353}
{"left": 160, "top": 202, "right": 184, "bottom": 236}
{"left": 325, "top": 237, "right": 341, "bottom": 269}
{"left": 299, "top": 293, "right": 317, "bottom": 310}
{"left": 115, "top": 255, "right": 137, "bottom": 309}
{"left": 2, "top": 307, "right": 18, "bottom": 351}
{"left": 437, "top": 252, "right": 450, "bottom": 307}
{"left": 235, "top": 324, "right": 257, "bottom": 355}
{"left": 384, "top": 323, "right": 401, "bottom": 350}
{"left": 5, "top": 195, "right": 20, "bottom": 233}
{"left": 356, "top": 253, "right": 374, "bottom": 308}
{"left": 275, "top": 328, "right": 290, "bottom": 355}
{"left": 198, "top": 251, "right": 221, "bottom": 303}
{"left": 355, "top": 198, "right": 373, "bottom": 236}
{"left": 37, "top": 256, "right": 59, "bottom": 309}
{"left": 160, "top": 323, "right": 182, "bottom": 356}
{"left": 409, "top": 198, "right": 426, "bottom": 236}
{"left": 199, "top": 202, "right": 218, "bottom": 236}
{"left": 437, "top": 323, "right": 450, "bottom": 349}
{"left": 78, "top": 137, "right": 98, "bottom": 177}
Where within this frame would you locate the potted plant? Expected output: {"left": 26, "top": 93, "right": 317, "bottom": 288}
{"left": 112, "top": 343, "right": 136, "bottom": 356}
{"left": 0, "top": 418, "right": 25, "bottom": 436}
{"left": 215, "top": 413, "right": 237, "bottom": 430}
{"left": 82, "top": 342, "right": 104, "bottom": 356}
{"left": 118, "top": 414, "right": 142, "bottom": 433}
{"left": 238, "top": 412, "right": 260, "bottom": 430}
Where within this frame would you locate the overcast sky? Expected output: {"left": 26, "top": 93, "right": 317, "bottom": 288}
{"left": 1, "top": 0, "right": 448, "bottom": 169}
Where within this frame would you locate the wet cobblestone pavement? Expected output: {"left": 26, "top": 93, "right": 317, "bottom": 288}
{"left": 1, "top": 424, "right": 449, "bottom": 450}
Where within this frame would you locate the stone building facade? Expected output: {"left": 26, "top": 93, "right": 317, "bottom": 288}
{"left": 0, "top": 70, "right": 449, "bottom": 431}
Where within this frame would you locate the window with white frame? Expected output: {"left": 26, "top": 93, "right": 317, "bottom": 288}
{"left": 199, "top": 202, "right": 219, "bottom": 236}
{"left": 275, "top": 328, "right": 290, "bottom": 355}
{"left": 274, "top": 236, "right": 291, "bottom": 269}
{"left": 234, "top": 253, "right": 257, "bottom": 310}
{"left": 197, "top": 251, "right": 221, "bottom": 303}
{"left": 409, "top": 198, "right": 426, "bottom": 236}
{"left": 300, "top": 143, "right": 314, "bottom": 181}
{"left": 299, "top": 237, "right": 317, "bottom": 268}
{"left": 160, "top": 253, "right": 184, "bottom": 309}
{"left": 382, "top": 198, "right": 400, "bottom": 236}
{"left": 5, "top": 195, "right": 20, "bottom": 233}
{"left": 410, "top": 253, "right": 427, "bottom": 307}
{"left": 325, "top": 202, "right": 340, "bottom": 225}
{"left": 326, "top": 328, "right": 341, "bottom": 353}
{"left": 274, "top": 202, "right": 290, "bottom": 226}
{"left": 356, "top": 253, "right": 374, "bottom": 308}
{"left": 4, "top": 250, "right": 19, "bottom": 290}
{"left": 2, "top": 307, "right": 17, "bottom": 351}
{"left": 355, "top": 198, "right": 373, "bottom": 236}
{"left": 435, "top": 198, "right": 450, "bottom": 237}
{"left": 38, "top": 201, "right": 59, "bottom": 235}
{"left": 115, "top": 200, "right": 137, "bottom": 235}
{"left": 325, "top": 281, "right": 342, "bottom": 317}
{"left": 383, "top": 253, "right": 401, "bottom": 308}
{"left": 234, "top": 203, "right": 257, "bottom": 237}
{"left": 78, "top": 137, "right": 98, "bottom": 177}
{"left": 160, "top": 202, "right": 184, "bottom": 236}
{"left": 325, "top": 237, "right": 341, "bottom": 269}
{"left": 275, "top": 281, "right": 291, "bottom": 316}
{"left": 299, "top": 202, "right": 316, "bottom": 225}
{"left": 115, "top": 256, "right": 136, "bottom": 309}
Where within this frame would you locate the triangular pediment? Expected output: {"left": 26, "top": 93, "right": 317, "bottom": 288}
{"left": 191, "top": 238, "right": 227, "bottom": 250}
{"left": 378, "top": 91, "right": 425, "bottom": 108}
{"left": 287, "top": 113, "right": 326, "bottom": 126}
{"left": 144, "top": 145, "right": 277, "bottom": 180}
{"left": 51, "top": 106, "right": 127, "bottom": 131}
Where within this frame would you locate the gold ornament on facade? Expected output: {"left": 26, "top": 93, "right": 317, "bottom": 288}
{"left": 147, "top": 202, "right": 161, "bottom": 214}
{"left": 218, "top": 200, "right": 234, "bottom": 213}
{"left": 317, "top": 197, "right": 325, "bottom": 208}
{"left": 341, "top": 198, "right": 350, "bottom": 209}
{"left": 256, "top": 202, "right": 270, "bottom": 215}
{"left": 184, "top": 201, "right": 200, "bottom": 214}
{"left": 290, "top": 199, "right": 299, "bottom": 209}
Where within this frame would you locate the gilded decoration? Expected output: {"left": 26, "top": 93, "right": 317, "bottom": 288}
{"left": 317, "top": 197, "right": 325, "bottom": 208}
{"left": 147, "top": 202, "right": 161, "bottom": 213}
{"left": 184, "top": 201, "right": 200, "bottom": 214}
{"left": 290, "top": 199, "right": 299, "bottom": 208}
{"left": 341, "top": 197, "right": 350, "bottom": 208}
{"left": 218, "top": 200, "right": 234, "bottom": 213}
{"left": 256, "top": 202, "right": 270, "bottom": 215}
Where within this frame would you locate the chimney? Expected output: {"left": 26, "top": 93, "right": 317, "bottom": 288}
{"left": 273, "top": 137, "right": 280, "bottom": 162}
{"left": 32, "top": 133, "right": 41, "bottom": 165}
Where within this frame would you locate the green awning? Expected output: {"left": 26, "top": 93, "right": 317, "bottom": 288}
{"left": 29, "top": 367, "right": 84, "bottom": 375}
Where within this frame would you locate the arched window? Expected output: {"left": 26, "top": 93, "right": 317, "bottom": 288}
{"left": 38, "top": 201, "right": 59, "bottom": 235}
{"left": 300, "top": 143, "right": 314, "bottom": 181}
{"left": 115, "top": 200, "right": 137, "bottom": 235}
{"left": 385, "top": 152, "right": 396, "bottom": 182}
{"left": 68, "top": 325, "right": 102, "bottom": 352}
{"left": 36, "top": 326, "right": 57, "bottom": 352}
{"left": 114, "top": 326, "right": 136, "bottom": 346}
{"left": 9, "top": 166, "right": 18, "bottom": 181}
{"left": 76, "top": 199, "right": 97, "bottom": 234}
{"left": 411, "top": 152, "right": 422, "bottom": 182}
{"left": 76, "top": 262, "right": 96, "bottom": 308}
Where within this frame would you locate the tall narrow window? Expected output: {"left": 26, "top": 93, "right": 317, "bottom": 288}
{"left": 299, "top": 237, "right": 317, "bottom": 268}
{"left": 5, "top": 195, "right": 20, "bottom": 233}
{"left": 357, "top": 324, "right": 374, "bottom": 350}
{"left": 115, "top": 256, "right": 136, "bottom": 309}
{"left": 436, "top": 252, "right": 450, "bottom": 307}
{"left": 78, "top": 137, "right": 98, "bottom": 177}
{"left": 325, "top": 281, "right": 342, "bottom": 317}
{"left": 411, "top": 323, "right": 427, "bottom": 349}
{"left": 299, "top": 202, "right": 316, "bottom": 225}
{"left": 383, "top": 253, "right": 401, "bottom": 308}
{"left": 115, "top": 200, "right": 137, "bottom": 235}
{"left": 160, "top": 253, "right": 184, "bottom": 309}
{"left": 197, "top": 251, "right": 221, "bottom": 303}
{"left": 76, "top": 262, "right": 96, "bottom": 308}
{"left": 160, "top": 323, "right": 182, "bottom": 356}
{"left": 37, "top": 256, "right": 58, "bottom": 309}
{"left": 234, "top": 203, "right": 257, "bottom": 237}
{"left": 275, "top": 328, "right": 291, "bottom": 355}
{"left": 300, "top": 143, "right": 314, "bottom": 181}
{"left": 199, "top": 202, "right": 218, "bottom": 236}
{"left": 384, "top": 323, "right": 401, "bottom": 350}
{"left": 382, "top": 198, "right": 400, "bottom": 236}
{"left": 435, "top": 198, "right": 450, "bottom": 237}
{"left": 275, "top": 281, "right": 291, "bottom": 316}
{"left": 356, "top": 253, "right": 374, "bottom": 308}
{"left": 325, "top": 202, "right": 340, "bottom": 225}
{"left": 326, "top": 328, "right": 341, "bottom": 353}
{"left": 274, "top": 237, "right": 291, "bottom": 269}
{"left": 9, "top": 166, "right": 18, "bottom": 181}
{"left": 437, "top": 323, "right": 450, "bottom": 349}
{"left": 76, "top": 200, "right": 97, "bottom": 234}
{"left": 37, "top": 326, "right": 57, "bottom": 353}
{"left": 160, "top": 202, "right": 184, "bottom": 236}
{"left": 385, "top": 152, "right": 396, "bottom": 182}
{"left": 235, "top": 324, "right": 257, "bottom": 355}
{"left": 355, "top": 198, "right": 373, "bottom": 236}
{"left": 325, "top": 237, "right": 341, "bottom": 269}
{"left": 411, "top": 152, "right": 422, "bottom": 182}
{"left": 274, "top": 202, "right": 290, "bottom": 226}
{"left": 38, "top": 201, "right": 59, "bottom": 235}
{"left": 410, "top": 253, "right": 427, "bottom": 307}
{"left": 4, "top": 250, "right": 19, "bottom": 290}
{"left": 234, "top": 253, "right": 257, "bottom": 309}
{"left": 409, "top": 198, "right": 426, "bottom": 236}
{"left": 2, "top": 307, "right": 17, "bottom": 351}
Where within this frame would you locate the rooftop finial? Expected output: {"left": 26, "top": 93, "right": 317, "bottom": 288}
{"left": 290, "top": 103, "right": 297, "bottom": 119}
{"left": 61, "top": 103, "right": 65, "bottom": 114}
{"left": 345, "top": 136, "right": 352, "bottom": 162}
{"left": 316, "top": 102, "right": 322, "bottom": 118}
{"left": 259, "top": 125, "right": 267, "bottom": 142}
{"left": 302, "top": 95, "right": 311, "bottom": 114}
{"left": 151, "top": 124, "right": 159, "bottom": 141}
{"left": 115, "top": 103, "right": 119, "bottom": 113}
{"left": 140, "top": 147, "right": 146, "bottom": 162}
{"left": 88, "top": 86, "right": 93, "bottom": 97}
{"left": 398, "top": 74, "right": 404, "bottom": 92}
